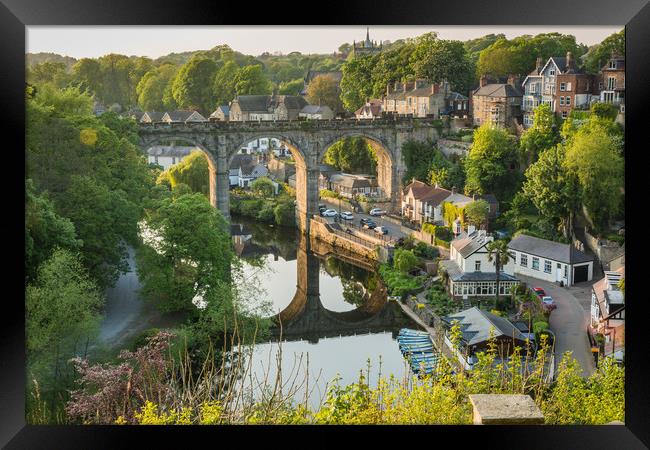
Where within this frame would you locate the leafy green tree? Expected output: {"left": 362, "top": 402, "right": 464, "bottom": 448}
{"left": 486, "top": 240, "right": 510, "bottom": 303}
{"left": 274, "top": 200, "right": 295, "bottom": 227}
{"left": 522, "top": 144, "right": 580, "bottom": 239}
{"left": 136, "top": 64, "right": 179, "bottom": 111}
{"left": 339, "top": 55, "right": 375, "bottom": 112}
{"left": 28, "top": 61, "right": 71, "bottom": 89}
{"left": 564, "top": 124, "right": 624, "bottom": 231}
{"left": 234, "top": 65, "right": 272, "bottom": 96}
{"left": 477, "top": 33, "right": 584, "bottom": 78}
{"left": 250, "top": 176, "right": 276, "bottom": 197}
{"left": 583, "top": 29, "right": 625, "bottom": 74}
{"left": 212, "top": 60, "right": 239, "bottom": 106}
{"left": 137, "top": 193, "right": 233, "bottom": 313}
{"left": 171, "top": 56, "right": 219, "bottom": 114}
{"left": 464, "top": 200, "right": 490, "bottom": 229}
{"left": 324, "top": 137, "right": 377, "bottom": 174}
{"left": 393, "top": 248, "right": 419, "bottom": 274}
{"left": 463, "top": 34, "right": 506, "bottom": 62}
{"left": 464, "top": 125, "right": 520, "bottom": 200}
{"left": 32, "top": 84, "right": 93, "bottom": 116}
{"left": 519, "top": 103, "right": 560, "bottom": 166}
{"left": 428, "top": 149, "right": 465, "bottom": 190}
{"left": 410, "top": 33, "right": 475, "bottom": 94}
{"left": 161, "top": 150, "right": 210, "bottom": 195}
{"left": 401, "top": 140, "right": 437, "bottom": 183}
{"left": 25, "top": 180, "right": 81, "bottom": 283}
{"left": 306, "top": 74, "right": 342, "bottom": 112}
{"left": 71, "top": 58, "right": 103, "bottom": 98}
{"left": 278, "top": 78, "right": 304, "bottom": 95}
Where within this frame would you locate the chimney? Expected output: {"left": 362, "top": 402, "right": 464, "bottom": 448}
{"left": 479, "top": 75, "right": 489, "bottom": 88}
{"left": 451, "top": 186, "right": 457, "bottom": 195}
{"left": 535, "top": 56, "right": 543, "bottom": 73}
{"left": 566, "top": 51, "right": 574, "bottom": 71}
{"left": 507, "top": 74, "right": 517, "bottom": 87}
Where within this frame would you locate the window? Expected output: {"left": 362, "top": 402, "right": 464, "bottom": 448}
{"left": 566, "top": 96, "right": 571, "bottom": 106}
{"left": 559, "top": 96, "right": 565, "bottom": 106}
{"left": 544, "top": 260, "right": 552, "bottom": 274}
{"left": 609, "top": 60, "right": 617, "bottom": 69}
{"left": 532, "top": 257, "right": 540, "bottom": 271}
{"left": 561, "top": 111, "right": 568, "bottom": 119}
{"left": 608, "top": 77, "right": 616, "bottom": 90}
{"left": 549, "top": 69, "right": 555, "bottom": 76}
{"left": 475, "top": 260, "right": 481, "bottom": 272}
{"left": 560, "top": 82, "right": 566, "bottom": 91}
{"left": 520, "top": 254, "right": 528, "bottom": 266}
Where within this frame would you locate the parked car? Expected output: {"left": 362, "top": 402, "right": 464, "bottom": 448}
{"left": 541, "top": 296, "right": 556, "bottom": 309}
{"left": 360, "top": 218, "right": 377, "bottom": 229}
{"left": 321, "top": 209, "right": 338, "bottom": 217}
{"left": 532, "top": 287, "right": 546, "bottom": 299}
{"left": 369, "top": 208, "right": 386, "bottom": 216}
{"left": 374, "top": 226, "right": 389, "bottom": 235}
{"left": 340, "top": 211, "right": 354, "bottom": 220}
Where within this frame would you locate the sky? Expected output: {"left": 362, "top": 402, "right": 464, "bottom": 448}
{"left": 26, "top": 26, "right": 623, "bottom": 59}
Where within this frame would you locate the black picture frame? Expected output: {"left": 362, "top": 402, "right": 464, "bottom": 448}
{"left": 2, "top": 0, "right": 648, "bottom": 447}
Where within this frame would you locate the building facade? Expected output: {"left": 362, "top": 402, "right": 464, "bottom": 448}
{"left": 507, "top": 234, "right": 594, "bottom": 286}
{"left": 597, "top": 52, "right": 625, "bottom": 109}
{"left": 147, "top": 146, "right": 196, "bottom": 170}
{"left": 383, "top": 79, "right": 451, "bottom": 119}
{"left": 471, "top": 75, "right": 523, "bottom": 129}
{"left": 354, "top": 99, "right": 383, "bottom": 119}
{"left": 401, "top": 180, "right": 473, "bottom": 225}
{"left": 229, "top": 95, "right": 308, "bottom": 121}
{"left": 590, "top": 267, "right": 624, "bottom": 361}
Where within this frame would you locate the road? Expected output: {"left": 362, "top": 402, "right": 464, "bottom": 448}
{"left": 517, "top": 274, "right": 597, "bottom": 377}
{"left": 319, "top": 198, "right": 409, "bottom": 241}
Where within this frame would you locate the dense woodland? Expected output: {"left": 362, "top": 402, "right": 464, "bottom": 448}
{"left": 25, "top": 28, "right": 625, "bottom": 425}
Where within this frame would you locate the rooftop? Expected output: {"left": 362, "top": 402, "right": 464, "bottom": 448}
{"left": 442, "top": 307, "right": 527, "bottom": 346}
{"left": 508, "top": 234, "right": 593, "bottom": 265}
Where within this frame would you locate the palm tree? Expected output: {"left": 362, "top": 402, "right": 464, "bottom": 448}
{"left": 486, "top": 239, "right": 511, "bottom": 304}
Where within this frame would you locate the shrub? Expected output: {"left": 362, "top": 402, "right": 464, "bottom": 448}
{"left": 393, "top": 248, "right": 420, "bottom": 273}
{"left": 240, "top": 199, "right": 264, "bottom": 217}
{"left": 533, "top": 321, "right": 549, "bottom": 335}
{"left": 257, "top": 204, "right": 276, "bottom": 222}
{"left": 413, "top": 241, "right": 438, "bottom": 260}
{"left": 274, "top": 201, "right": 295, "bottom": 227}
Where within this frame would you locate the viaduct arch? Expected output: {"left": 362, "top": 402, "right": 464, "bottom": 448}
{"left": 139, "top": 118, "right": 440, "bottom": 232}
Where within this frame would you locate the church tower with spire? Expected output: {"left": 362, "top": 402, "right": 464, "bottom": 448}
{"left": 352, "top": 27, "right": 382, "bottom": 58}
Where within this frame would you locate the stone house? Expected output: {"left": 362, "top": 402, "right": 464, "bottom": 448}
{"left": 354, "top": 99, "right": 383, "bottom": 119}
{"left": 471, "top": 75, "right": 523, "bottom": 129}
{"left": 229, "top": 153, "right": 268, "bottom": 187}
{"left": 440, "top": 227, "right": 519, "bottom": 299}
{"left": 383, "top": 79, "right": 450, "bottom": 119}
{"left": 597, "top": 52, "right": 625, "bottom": 109}
{"left": 299, "top": 104, "right": 334, "bottom": 120}
{"left": 140, "top": 111, "right": 165, "bottom": 123}
{"left": 161, "top": 110, "right": 208, "bottom": 123}
{"left": 401, "top": 180, "right": 473, "bottom": 225}
{"left": 328, "top": 173, "right": 380, "bottom": 198}
{"left": 444, "top": 92, "right": 469, "bottom": 118}
{"left": 229, "top": 95, "right": 307, "bottom": 121}
{"left": 209, "top": 105, "right": 230, "bottom": 121}
{"left": 507, "top": 234, "right": 594, "bottom": 286}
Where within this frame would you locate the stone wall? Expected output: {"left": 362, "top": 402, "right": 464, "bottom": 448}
{"left": 578, "top": 227, "right": 625, "bottom": 268}
{"left": 309, "top": 216, "right": 384, "bottom": 262}
{"left": 437, "top": 138, "right": 472, "bottom": 158}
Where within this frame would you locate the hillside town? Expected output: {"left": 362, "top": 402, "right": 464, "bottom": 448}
{"left": 24, "top": 26, "right": 625, "bottom": 426}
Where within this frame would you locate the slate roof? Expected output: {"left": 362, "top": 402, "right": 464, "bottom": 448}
{"left": 210, "top": 105, "right": 230, "bottom": 118}
{"left": 473, "top": 83, "right": 522, "bottom": 98}
{"left": 441, "top": 260, "right": 519, "bottom": 283}
{"left": 234, "top": 95, "right": 271, "bottom": 112}
{"left": 507, "top": 234, "right": 593, "bottom": 265}
{"left": 442, "top": 307, "right": 527, "bottom": 346}
{"left": 329, "top": 173, "right": 378, "bottom": 189}
{"left": 447, "top": 91, "right": 468, "bottom": 101}
{"left": 229, "top": 154, "right": 255, "bottom": 172}
{"left": 451, "top": 230, "right": 492, "bottom": 258}
{"left": 300, "top": 104, "right": 333, "bottom": 115}
{"left": 403, "top": 180, "right": 452, "bottom": 205}
{"left": 233, "top": 95, "right": 307, "bottom": 113}
{"left": 355, "top": 99, "right": 383, "bottom": 117}
{"left": 141, "top": 111, "right": 165, "bottom": 123}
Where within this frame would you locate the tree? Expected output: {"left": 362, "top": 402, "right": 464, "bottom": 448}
{"left": 234, "top": 65, "right": 272, "bottom": 96}
{"left": 324, "top": 137, "right": 377, "bottom": 174}
{"left": 428, "top": 149, "right": 465, "bottom": 191}
{"left": 519, "top": 103, "right": 561, "bottom": 166}
{"left": 71, "top": 58, "right": 103, "bottom": 99}
{"left": 161, "top": 150, "right": 210, "bottom": 196}
{"left": 564, "top": 125, "right": 624, "bottom": 232}
{"left": 171, "top": 56, "right": 219, "bottom": 114}
{"left": 25, "top": 180, "right": 81, "bottom": 283}
{"left": 522, "top": 144, "right": 580, "bottom": 239}
{"left": 393, "top": 248, "right": 419, "bottom": 274}
{"left": 28, "top": 61, "right": 71, "bottom": 88}
{"left": 486, "top": 240, "right": 510, "bottom": 303}
{"left": 274, "top": 200, "right": 295, "bottom": 227}
{"left": 583, "top": 29, "right": 625, "bottom": 74}
{"left": 401, "top": 140, "right": 437, "bottom": 183}
{"left": 464, "top": 125, "right": 520, "bottom": 200}
{"left": 463, "top": 34, "right": 506, "bottom": 62}
{"left": 251, "top": 177, "right": 276, "bottom": 197}
{"left": 464, "top": 200, "right": 490, "bottom": 229}
{"left": 278, "top": 78, "right": 304, "bottom": 95}
{"left": 136, "top": 64, "right": 179, "bottom": 111}
{"left": 212, "top": 60, "right": 239, "bottom": 106}
{"left": 32, "top": 84, "right": 93, "bottom": 116}
{"left": 306, "top": 74, "right": 342, "bottom": 112}
{"left": 339, "top": 55, "right": 375, "bottom": 112}
{"left": 136, "top": 193, "right": 233, "bottom": 313}
{"left": 410, "top": 33, "right": 475, "bottom": 94}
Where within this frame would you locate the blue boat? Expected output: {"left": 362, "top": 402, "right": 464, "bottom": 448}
{"left": 399, "top": 329, "right": 429, "bottom": 337}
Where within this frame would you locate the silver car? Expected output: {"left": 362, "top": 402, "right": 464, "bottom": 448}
{"left": 340, "top": 211, "right": 354, "bottom": 220}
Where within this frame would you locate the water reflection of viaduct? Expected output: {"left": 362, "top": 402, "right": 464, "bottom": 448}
{"left": 272, "top": 236, "right": 414, "bottom": 344}
{"left": 139, "top": 118, "right": 439, "bottom": 232}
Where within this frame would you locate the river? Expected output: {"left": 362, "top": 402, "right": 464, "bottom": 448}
{"left": 99, "top": 216, "right": 420, "bottom": 409}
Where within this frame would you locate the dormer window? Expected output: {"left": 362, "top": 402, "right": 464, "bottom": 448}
{"left": 609, "top": 60, "right": 617, "bottom": 69}
{"left": 549, "top": 68, "right": 555, "bottom": 76}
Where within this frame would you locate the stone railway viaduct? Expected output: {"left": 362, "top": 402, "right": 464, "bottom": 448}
{"left": 139, "top": 118, "right": 440, "bottom": 232}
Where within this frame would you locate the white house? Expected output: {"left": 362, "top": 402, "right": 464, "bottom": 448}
{"left": 147, "top": 146, "right": 196, "bottom": 170}
{"left": 507, "top": 234, "right": 594, "bottom": 286}
{"left": 441, "top": 228, "right": 519, "bottom": 299}
{"left": 299, "top": 104, "right": 334, "bottom": 120}
{"left": 228, "top": 154, "right": 269, "bottom": 188}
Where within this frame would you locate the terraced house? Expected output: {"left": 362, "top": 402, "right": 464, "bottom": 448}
{"left": 229, "top": 94, "right": 307, "bottom": 121}
{"left": 470, "top": 75, "right": 523, "bottom": 129}
{"left": 383, "top": 79, "right": 451, "bottom": 119}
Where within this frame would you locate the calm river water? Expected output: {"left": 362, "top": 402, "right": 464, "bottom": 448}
{"left": 100, "top": 216, "right": 419, "bottom": 408}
